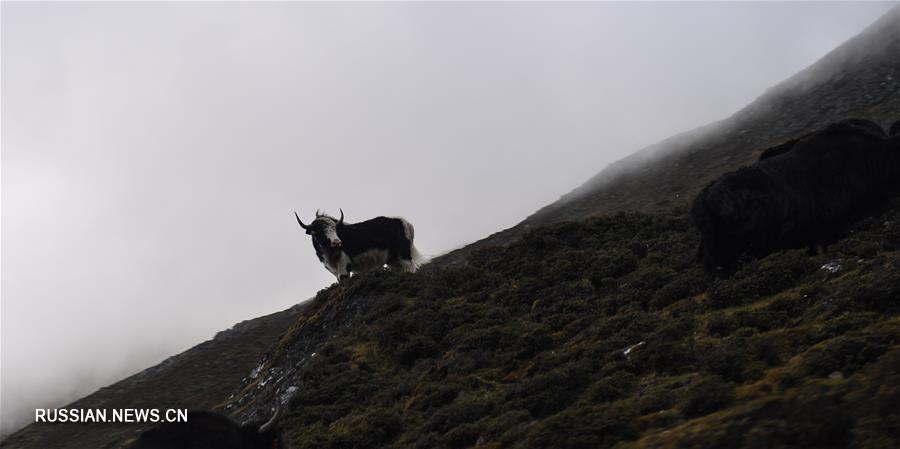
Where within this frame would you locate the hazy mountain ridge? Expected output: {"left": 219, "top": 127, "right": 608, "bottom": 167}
{"left": 3, "top": 7, "right": 899, "bottom": 449}
{"left": 434, "top": 6, "right": 900, "bottom": 266}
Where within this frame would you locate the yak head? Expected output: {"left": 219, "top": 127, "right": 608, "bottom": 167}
{"left": 890, "top": 119, "right": 900, "bottom": 137}
{"left": 691, "top": 168, "right": 781, "bottom": 275}
{"left": 295, "top": 209, "right": 344, "bottom": 250}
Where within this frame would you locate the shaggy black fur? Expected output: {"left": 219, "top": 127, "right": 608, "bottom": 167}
{"left": 692, "top": 118, "right": 900, "bottom": 274}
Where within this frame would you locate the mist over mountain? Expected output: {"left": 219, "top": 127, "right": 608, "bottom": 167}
{"left": 2, "top": 5, "right": 899, "bottom": 449}
{"left": 435, "top": 5, "right": 900, "bottom": 265}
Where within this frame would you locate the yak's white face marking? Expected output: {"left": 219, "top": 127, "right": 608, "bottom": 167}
{"left": 316, "top": 217, "right": 341, "bottom": 247}
{"left": 304, "top": 215, "right": 342, "bottom": 249}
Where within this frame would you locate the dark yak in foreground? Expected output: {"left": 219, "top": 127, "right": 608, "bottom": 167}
{"left": 295, "top": 209, "right": 422, "bottom": 282}
{"left": 692, "top": 118, "right": 900, "bottom": 274}
{"left": 128, "top": 407, "right": 282, "bottom": 449}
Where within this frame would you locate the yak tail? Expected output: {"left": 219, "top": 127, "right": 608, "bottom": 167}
{"left": 400, "top": 218, "right": 429, "bottom": 272}
{"left": 410, "top": 243, "right": 428, "bottom": 269}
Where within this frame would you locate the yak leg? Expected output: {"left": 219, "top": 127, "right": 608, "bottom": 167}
{"left": 395, "top": 258, "right": 419, "bottom": 273}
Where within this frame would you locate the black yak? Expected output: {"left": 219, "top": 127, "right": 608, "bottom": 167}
{"left": 891, "top": 118, "right": 900, "bottom": 137}
{"left": 129, "top": 406, "right": 282, "bottom": 449}
{"left": 295, "top": 209, "right": 423, "bottom": 281}
{"left": 691, "top": 118, "right": 900, "bottom": 274}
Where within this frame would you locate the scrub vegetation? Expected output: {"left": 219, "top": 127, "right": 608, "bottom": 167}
{"left": 254, "top": 198, "right": 900, "bottom": 449}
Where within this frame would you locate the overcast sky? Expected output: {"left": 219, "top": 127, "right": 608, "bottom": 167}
{"left": 2, "top": 1, "right": 895, "bottom": 438}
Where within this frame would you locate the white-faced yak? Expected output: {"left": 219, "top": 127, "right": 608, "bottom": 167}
{"left": 295, "top": 209, "right": 423, "bottom": 282}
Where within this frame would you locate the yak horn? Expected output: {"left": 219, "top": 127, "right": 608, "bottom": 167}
{"left": 258, "top": 404, "right": 282, "bottom": 433}
{"left": 338, "top": 208, "right": 344, "bottom": 225}
{"left": 294, "top": 212, "right": 309, "bottom": 230}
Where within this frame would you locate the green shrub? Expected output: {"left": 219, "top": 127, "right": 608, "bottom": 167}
{"left": 397, "top": 336, "right": 440, "bottom": 366}
{"left": 585, "top": 370, "right": 638, "bottom": 403}
{"left": 709, "top": 250, "right": 814, "bottom": 307}
{"left": 680, "top": 375, "right": 735, "bottom": 417}
{"left": 649, "top": 269, "right": 706, "bottom": 310}
{"left": 590, "top": 249, "right": 639, "bottom": 279}
{"left": 506, "top": 361, "right": 592, "bottom": 417}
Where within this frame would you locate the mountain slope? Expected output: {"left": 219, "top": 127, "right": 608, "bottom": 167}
{"left": 237, "top": 200, "right": 900, "bottom": 448}
{"left": 228, "top": 8, "right": 900, "bottom": 447}
{"left": 0, "top": 305, "right": 305, "bottom": 449}
{"left": 435, "top": 6, "right": 900, "bottom": 266}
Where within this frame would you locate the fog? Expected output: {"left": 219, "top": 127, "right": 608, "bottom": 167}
{"left": 2, "top": 1, "right": 894, "bottom": 438}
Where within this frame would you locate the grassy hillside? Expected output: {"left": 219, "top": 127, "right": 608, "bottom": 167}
{"left": 235, "top": 197, "right": 900, "bottom": 449}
